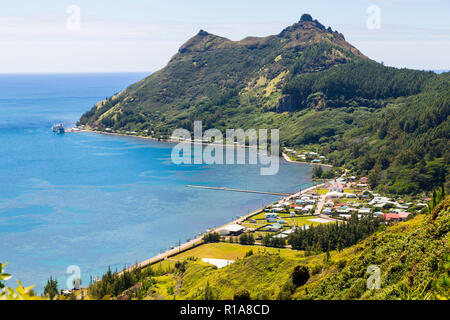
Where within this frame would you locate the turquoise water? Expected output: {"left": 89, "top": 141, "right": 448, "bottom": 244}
{"left": 0, "top": 73, "right": 312, "bottom": 293}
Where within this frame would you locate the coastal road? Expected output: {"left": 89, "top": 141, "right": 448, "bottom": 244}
{"left": 119, "top": 183, "right": 328, "bottom": 275}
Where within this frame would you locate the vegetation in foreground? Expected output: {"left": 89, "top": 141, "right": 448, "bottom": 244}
{"left": 2, "top": 193, "right": 448, "bottom": 300}
{"left": 67, "top": 195, "right": 449, "bottom": 300}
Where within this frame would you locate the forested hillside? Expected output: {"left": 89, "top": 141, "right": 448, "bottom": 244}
{"left": 78, "top": 14, "right": 449, "bottom": 194}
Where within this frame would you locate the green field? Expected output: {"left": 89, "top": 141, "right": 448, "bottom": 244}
{"left": 169, "top": 242, "right": 304, "bottom": 262}
{"left": 244, "top": 214, "right": 329, "bottom": 228}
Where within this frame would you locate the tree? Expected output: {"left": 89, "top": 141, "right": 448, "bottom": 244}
{"left": 239, "top": 233, "right": 255, "bottom": 245}
{"left": 203, "top": 281, "right": 215, "bottom": 300}
{"left": 203, "top": 232, "right": 220, "bottom": 243}
{"left": 312, "top": 165, "right": 323, "bottom": 179}
{"left": 44, "top": 276, "right": 58, "bottom": 300}
{"left": 368, "top": 164, "right": 382, "bottom": 189}
{"left": 323, "top": 248, "right": 331, "bottom": 264}
{"left": 292, "top": 265, "right": 310, "bottom": 287}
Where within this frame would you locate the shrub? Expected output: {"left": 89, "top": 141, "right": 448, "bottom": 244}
{"left": 203, "top": 232, "right": 221, "bottom": 243}
{"left": 311, "top": 264, "right": 323, "bottom": 275}
{"left": 292, "top": 265, "right": 310, "bottom": 287}
{"left": 337, "top": 259, "right": 347, "bottom": 270}
{"left": 234, "top": 289, "right": 251, "bottom": 300}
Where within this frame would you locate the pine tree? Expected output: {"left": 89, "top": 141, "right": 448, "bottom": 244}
{"left": 44, "top": 276, "right": 58, "bottom": 300}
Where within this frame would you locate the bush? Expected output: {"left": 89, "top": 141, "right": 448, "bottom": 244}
{"left": 277, "top": 279, "right": 296, "bottom": 300}
{"left": 239, "top": 233, "right": 255, "bottom": 245}
{"left": 234, "top": 289, "right": 251, "bottom": 300}
{"left": 203, "top": 232, "right": 221, "bottom": 243}
{"left": 337, "top": 259, "right": 347, "bottom": 270}
{"left": 244, "top": 250, "right": 254, "bottom": 258}
{"left": 292, "top": 265, "right": 310, "bottom": 287}
{"left": 311, "top": 264, "right": 323, "bottom": 275}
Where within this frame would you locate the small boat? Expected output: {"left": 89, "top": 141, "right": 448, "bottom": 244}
{"left": 52, "top": 123, "right": 65, "bottom": 134}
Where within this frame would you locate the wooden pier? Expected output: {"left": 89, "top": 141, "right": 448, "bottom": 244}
{"left": 186, "top": 185, "right": 292, "bottom": 197}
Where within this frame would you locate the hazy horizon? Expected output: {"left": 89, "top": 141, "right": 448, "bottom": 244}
{"left": 0, "top": 0, "right": 449, "bottom": 73}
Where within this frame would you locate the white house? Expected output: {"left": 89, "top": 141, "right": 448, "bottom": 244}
{"left": 326, "top": 191, "right": 344, "bottom": 199}
{"left": 265, "top": 213, "right": 278, "bottom": 220}
{"left": 219, "top": 224, "right": 246, "bottom": 236}
{"left": 282, "top": 229, "right": 297, "bottom": 235}
{"left": 273, "top": 234, "right": 288, "bottom": 239}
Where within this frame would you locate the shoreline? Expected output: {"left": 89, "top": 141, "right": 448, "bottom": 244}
{"left": 78, "top": 128, "right": 331, "bottom": 277}
{"left": 80, "top": 130, "right": 334, "bottom": 168}
{"left": 82, "top": 129, "right": 271, "bottom": 152}
{"left": 282, "top": 152, "right": 333, "bottom": 168}
{"left": 118, "top": 181, "right": 328, "bottom": 275}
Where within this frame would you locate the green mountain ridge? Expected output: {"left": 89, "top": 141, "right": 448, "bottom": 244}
{"left": 79, "top": 14, "right": 449, "bottom": 194}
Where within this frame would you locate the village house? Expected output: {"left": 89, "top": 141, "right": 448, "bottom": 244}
{"left": 219, "top": 224, "right": 246, "bottom": 236}
{"left": 383, "top": 212, "right": 411, "bottom": 222}
{"left": 265, "top": 223, "right": 283, "bottom": 232}
{"left": 265, "top": 212, "right": 278, "bottom": 220}
{"left": 326, "top": 191, "right": 344, "bottom": 199}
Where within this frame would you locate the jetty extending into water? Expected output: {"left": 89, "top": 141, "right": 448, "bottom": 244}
{"left": 185, "top": 185, "right": 292, "bottom": 197}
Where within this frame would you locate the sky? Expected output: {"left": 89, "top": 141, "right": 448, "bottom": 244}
{"left": 0, "top": 0, "right": 448, "bottom": 73}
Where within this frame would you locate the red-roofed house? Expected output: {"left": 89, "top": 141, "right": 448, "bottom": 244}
{"left": 398, "top": 212, "right": 411, "bottom": 219}
{"left": 383, "top": 212, "right": 411, "bottom": 222}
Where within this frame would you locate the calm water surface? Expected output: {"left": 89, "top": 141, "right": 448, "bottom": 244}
{"left": 0, "top": 73, "right": 312, "bottom": 292}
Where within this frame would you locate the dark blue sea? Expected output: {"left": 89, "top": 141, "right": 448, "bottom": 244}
{"left": 0, "top": 73, "right": 312, "bottom": 293}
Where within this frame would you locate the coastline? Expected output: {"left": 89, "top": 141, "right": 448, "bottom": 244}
{"left": 82, "top": 129, "right": 269, "bottom": 151}
{"left": 79, "top": 128, "right": 331, "bottom": 277}
{"left": 118, "top": 181, "right": 328, "bottom": 275}
{"left": 80, "top": 130, "right": 333, "bottom": 168}
{"left": 282, "top": 152, "right": 333, "bottom": 168}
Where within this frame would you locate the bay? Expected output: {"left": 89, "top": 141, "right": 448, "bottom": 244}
{"left": 0, "top": 73, "right": 312, "bottom": 293}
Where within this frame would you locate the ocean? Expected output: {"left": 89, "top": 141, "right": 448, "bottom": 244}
{"left": 0, "top": 73, "right": 312, "bottom": 293}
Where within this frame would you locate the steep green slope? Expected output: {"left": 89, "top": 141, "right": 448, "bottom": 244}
{"left": 79, "top": 14, "right": 364, "bottom": 133}
{"left": 78, "top": 14, "right": 449, "bottom": 194}
{"left": 110, "top": 197, "right": 449, "bottom": 300}
{"left": 299, "top": 195, "right": 450, "bottom": 300}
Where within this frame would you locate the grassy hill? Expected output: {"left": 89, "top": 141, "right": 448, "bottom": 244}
{"left": 78, "top": 14, "right": 449, "bottom": 194}
{"left": 91, "top": 196, "right": 449, "bottom": 300}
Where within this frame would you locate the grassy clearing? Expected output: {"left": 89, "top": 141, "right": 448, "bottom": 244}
{"left": 317, "top": 189, "right": 329, "bottom": 195}
{"left": 169, "top": 242, "right": 304, "bottom": 261}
